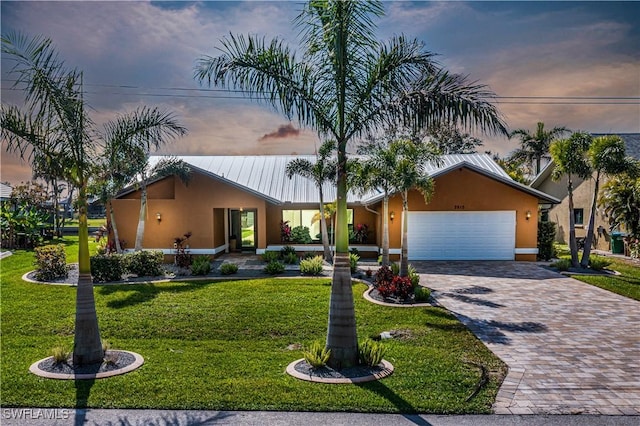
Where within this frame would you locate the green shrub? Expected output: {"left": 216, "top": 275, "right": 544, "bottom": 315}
{"left": 349, "top": 247, "right": 360, "bottom": 257}
{"left": 358, "top": 339, "right": 385, "bottom": 367}
{"left": 303, "top": 341, "right": 331, "bottom": 369}
{"left": 537, "top": 221, "right": 557, "bottom": 261}
{"left": 90, "top": 253, "right": 124, "bottom": 283}
{"left": 300, "top": 256, "right": 324, "bottom": 276}
{"left": 589, "top": 255, "right": 612, "bottom": 271}
{"left": 303, "top": 251, "right": 317, "bottom": 260}
{"left": 349, "top": 252, "right": 360, "bottom": 274}
{"left": 51, "top": 346, "right": 70, "bottom": 365}
{"left": 264, "top": 260, "right": 285, "bottom": 275}
{"left": 34, "top": 244, "right": 68, "bottom": 281}
{"left": 280, "top": 245, "right": 297, "bottom": 257}
{"left": 551, "top": 258, "right": 571, "bottom": 271}
{"left": 390, "top": 262, "right": 400, "bottom": 276}
{"left": 219, "top": 262, "right": 239, "bottom": 275}
{"left": 261, "top": 250, "right": 280, "bottom": 263}
{"left": 408, "top": 264, "right": 420, "bottom": 288}
{"left": 282, "top": 252, "right": 298, "bottom": 265}
{"left": 190, "top": 256, "right": 212, "bottom": 275}
{"left": 123, "top": 250, "right": 164, "bottom": 277}
{"left": 414, "top": 286, "right": 431, "bottom": 302}
{"left": 290, "top": 226, "right": 312, "bottom": 244}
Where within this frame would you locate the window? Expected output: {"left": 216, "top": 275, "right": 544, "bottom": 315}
{"left": 573, "top": 208, "right": 584, "bottom": 226}
{"left": 282, "top": 209, "right": 353, "bottom": 241}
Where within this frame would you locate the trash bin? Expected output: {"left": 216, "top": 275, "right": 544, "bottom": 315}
{"left": 611, "top": 232, "right": 625, "bottom": 254}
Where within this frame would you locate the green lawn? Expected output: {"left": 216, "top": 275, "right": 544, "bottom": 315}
{"left": 63, "top": 218, "right": 106, "bottom": 228}
{"left": 0, "top": 242, "right": 506, "bottom": 413}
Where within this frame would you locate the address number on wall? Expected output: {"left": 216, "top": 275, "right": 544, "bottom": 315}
{"left": 454, "top": 205, "right": 465, "bottom": 210}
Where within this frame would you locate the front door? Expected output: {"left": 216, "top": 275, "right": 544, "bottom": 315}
{"left": 230, "top": 209, "right": 257, "bottom": 252}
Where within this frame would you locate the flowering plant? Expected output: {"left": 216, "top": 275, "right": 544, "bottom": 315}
{"left": 354, "top": 223, "right": 369, "bottom": 243}
{"left": 280, "top": 220, "right": 292, "bottom": 242}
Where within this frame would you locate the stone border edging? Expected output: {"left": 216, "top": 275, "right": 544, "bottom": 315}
{"left": 29, "top": 351, "right": 144, "bottom": 380}
{"left": 285, "top": 358, "right": 394, "bottom": 384}
{"left": 362, "top": 285, "right": 434, "bottom": 308}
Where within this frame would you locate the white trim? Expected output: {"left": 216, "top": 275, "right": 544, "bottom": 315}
{"left": 514, "top": 248, "right": 539, "bottom": 255}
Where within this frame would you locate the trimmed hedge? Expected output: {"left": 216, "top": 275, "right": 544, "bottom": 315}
{"left": 91, "top": 254, "right": 124, "bottom": 283}
{"left": 34, "top": 244, "right": 68, "bottom": 281}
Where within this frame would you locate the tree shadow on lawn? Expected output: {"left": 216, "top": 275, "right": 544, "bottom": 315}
{"left": 357, "top": 381, "right": 433, "bottom": 425}
{"left": 74, "top": 377, "right": 95, "bottom": 426}
{"left": 98, "top": 281, "right": 217, "bottom": 309}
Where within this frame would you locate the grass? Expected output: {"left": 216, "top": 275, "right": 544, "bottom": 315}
{"left": 63, "top": 218, "right": 107, "bottom": 228}
{"left": 0, "top": 239, "right": 506, "bottom": 413}
{"left": 553, "top": 244, "right": 640, "bottom": 301}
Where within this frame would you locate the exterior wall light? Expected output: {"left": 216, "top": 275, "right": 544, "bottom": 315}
{"left": 390, "top": 211, "right": 395, "bottom": 222}
{"left": 156, "top": 212, "right": 162, "bottom": 222}
{"left": 525, "top": 210, "right": 532, "bottom": 221}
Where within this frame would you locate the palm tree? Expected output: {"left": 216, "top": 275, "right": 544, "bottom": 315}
{"left": 510, "top": 122, "right": 569, "bottom": 176}
{"left": 286, "top": 140, "right": 336, "bottom": 262}
{"left": 2, "top": 32, "right": 187, "bottom": 365}
{"left": 599, "top": 165, "right": 640, "bottom": 241}
{"left": 195, "top": 0, "right": 505, "bottom": 369}
{"left": 103, "top": 109, "right": 187, "bottom": 251}
{"left": 580, "top": 135, "right": 629, "bottom": 267}
{"left": 549, "top": 132, "right": 592, "bottom": 268}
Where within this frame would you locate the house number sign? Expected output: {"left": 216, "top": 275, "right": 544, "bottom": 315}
{"left": 454, "top": 205, "right": 465, "bottom": 210}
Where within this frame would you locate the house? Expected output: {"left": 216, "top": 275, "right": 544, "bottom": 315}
{"left": 110, "top": 153, "right": 559, "bottom": 261}
{"left": 0, "top": 183, "right": 12, "bottom": 203}
{"left": 530, "top": 133, "right": 640, "bottom": 252}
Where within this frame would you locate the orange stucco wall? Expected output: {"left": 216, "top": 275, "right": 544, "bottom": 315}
{"left": 381, "top": 168, "right": 539, "bottom": 261}
{"left": 111, "top": 172, "right": 269, "bottom": 252}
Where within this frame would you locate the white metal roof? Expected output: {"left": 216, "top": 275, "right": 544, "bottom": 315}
{"left": 0, "top": 183, "right": 12, "bottom": 200}
{"left": 144, "top": 153, "right": 558, "bottom": 204}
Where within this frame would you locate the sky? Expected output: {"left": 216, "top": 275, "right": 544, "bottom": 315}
{"left": 2, "top": 0, "right": 639, "bottom": 185}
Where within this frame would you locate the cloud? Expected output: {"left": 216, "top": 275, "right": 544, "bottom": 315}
{"left": 259, "top": 124, "right": 301, "bottom": 142}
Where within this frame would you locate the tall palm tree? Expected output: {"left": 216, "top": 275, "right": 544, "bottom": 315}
{"left": 599, "top": 165, "right": 640, "bottom": 242}
{"left": 2, "top": 32, "right": 187, "bottom": 365}
{"left": 286, "top": 140, "right": 336, "bottom": 262}
{"left": 550, "top": 132, "right": 592, "bottom": 268}
{"left": 580, "top": 135, "right": 629, "bottom": 267}
{"left": 510, "top": 122, "right": 569, "bottom": 176}
{"left": 195, "top": 0, "right": 505, "bottom": 369}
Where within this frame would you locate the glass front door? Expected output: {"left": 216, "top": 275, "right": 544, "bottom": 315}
{"left": 230, "top": 209, "right": 256, "bottom": 251}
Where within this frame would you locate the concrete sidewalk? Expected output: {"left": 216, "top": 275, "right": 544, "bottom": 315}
{"left": 1, "top": 408, "right": 638, "bottom": 426}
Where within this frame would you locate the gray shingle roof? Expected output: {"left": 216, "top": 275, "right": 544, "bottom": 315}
{"left": 145, "top": 153, "right": 556, "bottom": 204}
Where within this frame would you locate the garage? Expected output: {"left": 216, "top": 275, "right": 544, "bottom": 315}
{"left": 407, "top": 211, "right": 516, "bottom": 260}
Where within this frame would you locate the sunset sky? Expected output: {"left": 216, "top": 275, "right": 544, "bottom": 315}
{"left": 2, "top": 1, "right": 639, "bottom": 185}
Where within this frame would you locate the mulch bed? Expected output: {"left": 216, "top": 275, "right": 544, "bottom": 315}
{"left": 293, "top": 359, "right": 388, "bottom": 379}
{"left": 35, "top": 350, "right": 136, "bottom": 375}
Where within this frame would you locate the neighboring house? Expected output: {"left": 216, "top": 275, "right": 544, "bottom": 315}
{"left": 530, "top": 133, "right": 640, "bottom": 252}
{"left": 0, "top": 182, "right": 13, "bottom": 203}
{"left": 110, "top": 154, "right": 559, "bottom": 261}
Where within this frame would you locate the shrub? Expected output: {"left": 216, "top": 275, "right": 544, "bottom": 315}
{"left": 290, "top": 226, "right": 312, "bottom": 244}
{"left": 191, "top": 256, "right": 212, "bottom": 276}
{"left": 537, "top": 221, "right": 557, "bottom": 261}
{"left": 390, "top": 262, "right": 400, "bottom": 276}
{"left": 349, "top": 252, "right": 360, "bottom": 273}
{"left": 349, "top": 247, "right": 360, "bottom": 257}
{"left": 414, "top": 286, "right": 431, "bottom": 302}
{"left": 303, "top": 251, "right": 317, "bottom": 260}
{"left": 300, "top": 256, "right": 324, "bottom": 276}
{"left": 90, "top": 253, "right": 124, "bottom": 283}
{"left": 34, "top": 244, "right": 68, "bottom": 281}
{"left": 123, "top": 250, "right": 164, "bottom": 277}
{"left": 51, "top": 346, "right": 70, "bottom": 365}
{"left": 551, "top": 258, "right": 571, "bottom": 271}
{"left": 374, "top": 265, "right": 394, "bottom": 287}
{"left": 282, "top": 252, "right": 298, "bottom": 265}
{"left": 588, "top": 255, "right": 612, "bottom": 271}
{"left": 408, "top": 264, "right": 420, "bottom": 288}
{"left": 377, "top": 275, "right": 413, "bottom": 300}
{"left": 219, "top": 262, "right": 239, "bottom": 275}
{"left": 262, "top": 250, "right": 280, "bottom": 263}
{"left": 280, "top": 245, "right": 297, "bottom": 257}
{"left": 264, "top": 260, "right": 285, "bottom": 275}
{"left": 303, "top": 341, "right": 331, "bottom": 369}
{"left": 358, "top": 339, "right": 385, "bottom": 367}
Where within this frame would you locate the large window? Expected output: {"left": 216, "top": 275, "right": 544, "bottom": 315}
{"left": 282, "top": 209, "right": 353, "bottom": 241}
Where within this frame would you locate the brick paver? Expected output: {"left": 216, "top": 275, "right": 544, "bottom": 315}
{"left": 414, "top": 261, "right": 640, "bottom": 415}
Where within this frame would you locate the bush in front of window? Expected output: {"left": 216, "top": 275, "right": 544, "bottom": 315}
{"left": 290, "top": 226, "right": 312, "bottom": 244}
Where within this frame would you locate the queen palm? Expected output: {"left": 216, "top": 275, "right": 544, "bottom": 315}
{"left": 2, "top": 32, "right": 187, "bottom": 365}
{"left": 510, "top": 122, "right": 568, "bottom": 176}
{"left": 195, "top": 0, "right": 505, "bottom": 369}
{"left": 286, "top": 140, "right": 336, "bottom": 263}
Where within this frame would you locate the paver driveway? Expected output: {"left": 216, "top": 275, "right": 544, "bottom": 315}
{"left": 414, "top": 261, "right": 640, "bottom": 415}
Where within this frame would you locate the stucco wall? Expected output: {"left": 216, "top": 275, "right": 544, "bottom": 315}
{"left": 383, "top": 167, "right": 540, "bottom": 261}
{"left": 111, "top": 171, "right": 269, "bottom": 252}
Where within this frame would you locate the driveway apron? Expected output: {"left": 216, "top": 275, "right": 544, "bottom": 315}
{"left": 415, "top": 261, "right": 640, "bottom": 415}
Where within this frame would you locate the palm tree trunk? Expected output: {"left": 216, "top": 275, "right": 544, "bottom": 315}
{"left": 381, "top": 194, "right": 390, "bottom": 267}
{"left": 73, "top": 183, "right": 103, "bottom": 365}
{"left": 134, "top": 185, "right": 147, "bottom": 251}
{"left": 400, "top": 191, "right": 409, "bottom": 277}
{"left": 326, "top": 144, "right": 358, "bottom": 370}
{"left": 319, "top": 189, "right": 333, "bottom": 263}
{"left": 581, "top": 171, "right": 600, "bottom": 267}
{"left": 567, "top": 179, "right": 579, "bottom": 268}
{"left": 109, "top": 200, "right": 123, "bottom": 253}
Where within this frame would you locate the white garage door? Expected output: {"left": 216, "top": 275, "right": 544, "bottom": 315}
{"left": 407, "top": 211, "right": 516, "bottom": 260}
